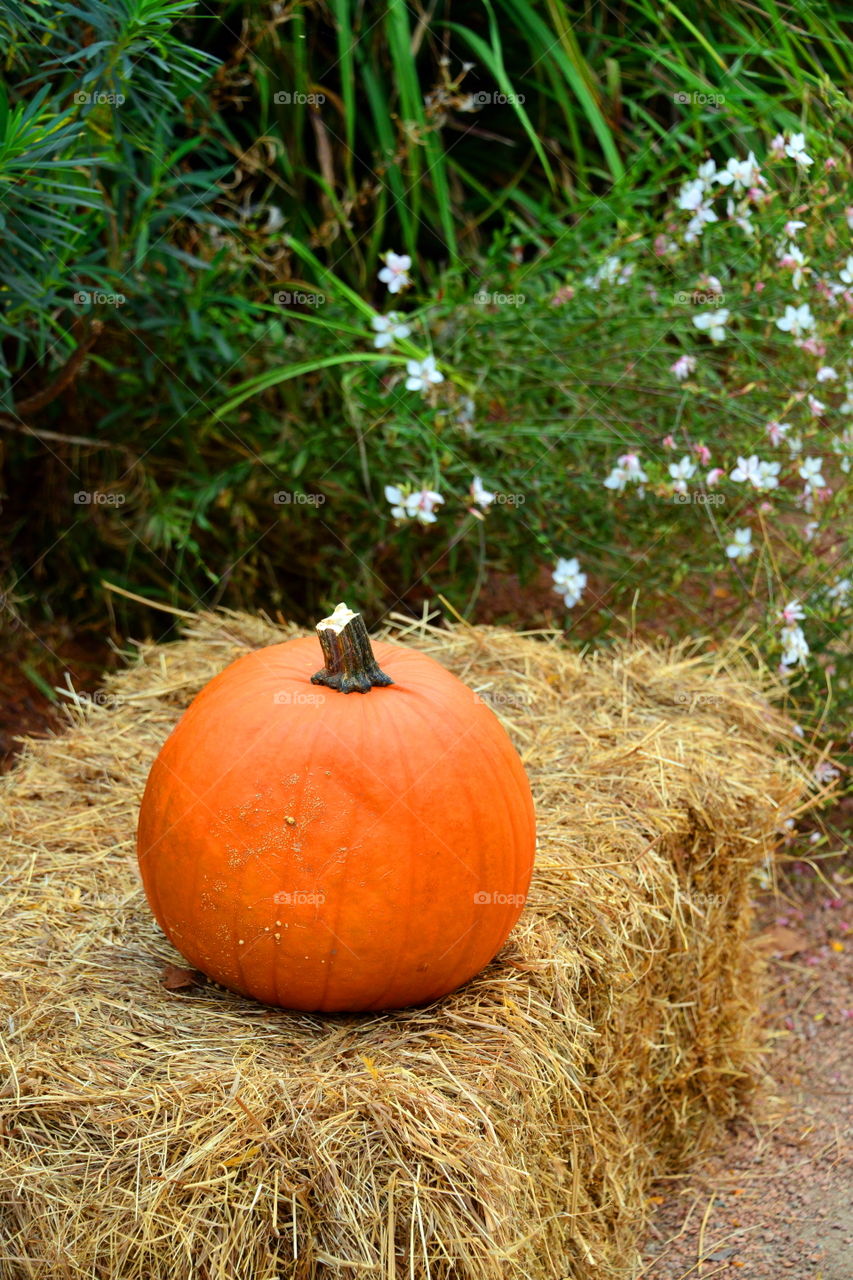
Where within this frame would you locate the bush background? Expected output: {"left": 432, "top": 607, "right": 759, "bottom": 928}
{"left": 0, "top": 0, "right": 850, "bottom": 742}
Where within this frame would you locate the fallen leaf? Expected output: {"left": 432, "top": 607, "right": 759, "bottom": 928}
{"left": 160, "top": 964, "right": 204, "bottom": 991}
{"left": 753, "top": 926, "right": 811, "bottom": 958}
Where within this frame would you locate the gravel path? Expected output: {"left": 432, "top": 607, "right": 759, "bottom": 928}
{"left": 640, "top": 847, "right": 852, "bottom": 1279}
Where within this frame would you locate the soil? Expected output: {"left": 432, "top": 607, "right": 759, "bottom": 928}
{"left": 0, "top": 622, "right": 117, "bottom": 769}
{"left": 1, "top": 621, "right": 850, "bottom": 1280}
{"left": 640, "top": 845, "right": 853, "bottom": 1280}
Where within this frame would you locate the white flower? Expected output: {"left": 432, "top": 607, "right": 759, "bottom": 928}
{"left": 756, "top": 459, "right": 781, "bottom": 490}
{"left": 604, "top": 453, "right": 648, "bottom": 492}
{"left": 584, "top": 256, "right": 634, "bottom": 289}
{"left": 787, "top": 435, "right": 803, "bottom": 458}
{"left": 378, "top": 251, "right": 412, "bottom": 293}
{"left": 726, "top": 528, "right": 754, "bottom": 561}
{"left": 816, "top": 366, "right": 838, "bottom": 383}
{"left": 469, "top": 476, "right": 495, "bottom": 510}
{"left": 784, "top": 219, "right": 807, "bottom": 237}
{"left": 778, "top": 242, "right": 806, "bottom": 289}
{"left": 775, "top": 302, "right": 815, "bottom": 337}
{"left": 370, "top": 312, "right": 411, "bottom": 349}
{"left": 798, "top": 456, "right": 825, "bottom": 490}
{"left": 669, "top": 455, "right": 696, "bottom": 493}
{"left": 784, "top": 133, "right": 813, "bottom": 168}
{"left": 807, "top": 394, "right": 826, "bottom": 417}
{"left": 620, "top": 452, "right": 648, "bottom": 481}
{"left": 803, "top": 520, "right": 818, "bottom": 541}
{"left": 677, "top": 178, "right": 707, "bottom": 212}
{"left": 603, "top": 466, "right": 628, "bottom": 492}
{"left": 384, "top": 483, "right": 444, "bottom": 524}
{"left": 726, "top": 197, "right": 754, "bottom": 237}
{"left": 697, "top": 159, "right": 718, "bottom": 186}
{"left": 405, "top": 355, "right": 444, "bottom": 393}
{"left": 768, "top": 133, "right": 786, "bottom": 160}
{"left": 715, "top": 153, "right": 762, "bottom": 193}
{"left": 828, "top": 578, "right": 850, "bottom": 605}
{"left": 730, "top": 455, "right": 761, "bottom": 486}
{"left": 552, "top": 557, "right": 587, "bottom": 609}
{"left": 727, "top": 454, "right": 778, "bottom": 492}
{"left": 779, "top": 600, "right": 805, "bottom": 625}
{"left": 693, "top": 308, "right": 729, "bottom": 342}
{"left": 766, "top": 420, "right": 791, "bottom": 446}
{"left": 670, "top": 354, "right": 696, "bottom": 380}
{"left": 830, "top": 426, "right": 852, "bottom": 471}
{"left": 780, "top": 624, "right": 809, "bottom": 668}
{"left": 684, "top": 204, "right": 718, "bottom": 243}
{"left": 839, "top": 256, "right": 853, "bottom": 285}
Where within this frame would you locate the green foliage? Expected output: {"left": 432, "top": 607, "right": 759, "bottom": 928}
{"left": 0, "top": 0, "right": 229, "bottom": 390}
{"left": 0, "top": 0, "right": 851, "bottom": 749}
{"left": 201, "top": 0, "right": 853, "bottom": 288}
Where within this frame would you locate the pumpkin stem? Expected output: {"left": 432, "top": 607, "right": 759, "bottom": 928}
{"left": 311, "top": 603, "right": 394, "bottom": 694}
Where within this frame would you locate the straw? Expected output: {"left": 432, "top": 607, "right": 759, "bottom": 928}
{"left": 0, "top": 611, "right": 818, "bottom": 1279}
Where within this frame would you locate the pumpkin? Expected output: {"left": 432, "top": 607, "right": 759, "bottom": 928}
{"left": 136, "top": 604, "right": 536, "bottom": 1011}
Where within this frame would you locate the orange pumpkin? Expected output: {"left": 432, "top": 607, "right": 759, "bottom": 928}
{"left": 137, "top": 604, "right": 536, "bottom": 1011}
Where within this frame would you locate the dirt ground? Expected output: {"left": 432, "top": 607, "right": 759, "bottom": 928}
{"left": 640, "top": 836, "right": 853, "bottom": 1280}
{"left": 1, "top": 628, "right": 850, "bottom": 1280}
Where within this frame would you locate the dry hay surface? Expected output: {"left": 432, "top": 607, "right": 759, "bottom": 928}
{"left": 0, "top": 612, "right": 817, "bottom": 1280}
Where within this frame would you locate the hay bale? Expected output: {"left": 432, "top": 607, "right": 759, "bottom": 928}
{"left": 0, "top": 612, "right": 814, "bottom": 1280}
